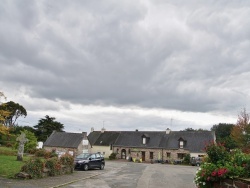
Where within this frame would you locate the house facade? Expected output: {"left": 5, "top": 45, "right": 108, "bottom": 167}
{"left": 112, "top": 129, "right": 215, "bottom": 163}
{"left": 43, "top": 131, "right": 88, "bottom": 157}
{"left": 88, "top": 128, "right": 215, "bottom": 162}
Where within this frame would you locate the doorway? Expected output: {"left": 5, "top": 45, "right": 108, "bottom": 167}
{"left": 121, "top": 149, "right": 126, "bottom": 159}
{"left": 141, "top": 151, "right": 145, "bottom": 161}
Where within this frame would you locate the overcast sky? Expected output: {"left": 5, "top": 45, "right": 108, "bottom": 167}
{"left": 1, "top": 0, "right": 250, "bottom": 133}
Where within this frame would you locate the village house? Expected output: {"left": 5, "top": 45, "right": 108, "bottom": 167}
{"left": 88, "top": 128, "right": 215, "bottom": 163}
{"left": 87, "top": 127, "right": 120, "bottom": 158}
{"left": 43, "top": 131, "right": 88, "bottom": 157}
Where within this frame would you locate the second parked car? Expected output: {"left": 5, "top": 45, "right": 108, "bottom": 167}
{"left": 74, "top": 153, "right": 105, "bottom": 171}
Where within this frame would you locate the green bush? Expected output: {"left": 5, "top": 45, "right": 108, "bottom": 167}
{"left": 45, "top": 157, "right": 61, "bottom": 176}
{"left": 183, "top": 153, "right": 191, "bottom": 164}
{"left": 109, "top": 153, "right": 117, "bottom": 160}
{"left": 21, "top": 158, "right": 44, "bottom": 178}
{"left": 60, "top": 153, "right": 74, "bottom": 166}
{"left": 21, "top": 154, "right": 74, "bottom": 178}
{"left": 205, "top": 142, "right": 229, "bottom": 164}
{"left": 27, "top": 148, "right": 39, "bottom": 154}
{"left": 195, "top": 143, "right": 250, "bottom": 188}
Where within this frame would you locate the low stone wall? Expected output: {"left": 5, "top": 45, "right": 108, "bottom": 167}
{"left": 214, "top": 178, "right": 250, "bottom": 188}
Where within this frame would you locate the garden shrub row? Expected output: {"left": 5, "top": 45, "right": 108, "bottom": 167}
{"left": 18, "top": 153, "right": 74, "bottom": 179}
{"left": 195, "top": 142, "right": 250, "bottom": 188}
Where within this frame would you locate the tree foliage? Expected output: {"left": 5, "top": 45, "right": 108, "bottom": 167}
{"left": 0, "top": 92, "right": 10, "bottom": 126}
{"left": 0, "top": 92, "right": 10, "bottom": 137}
{"left": 231, "top": 109, "right": 250, "bottom": 151}
{"left": 34, "top": 115, "right": 64, "bottom": 142}
{"left": 211, "top": 123, "right": 237, "bottom": 150}
{"left": 10, "top": 125, "right": 36, "bottom": 135}
{"left": 0, "top": 101, "right": 27, "bottom": 127}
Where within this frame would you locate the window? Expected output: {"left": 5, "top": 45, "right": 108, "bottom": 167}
{"left": 143, "top": 137, "right": 146, "bottom": 144}
{"left": 150, "top": 152, "right": 154, "bottom": 159}
{"left": 91, "top": 154, "right": 96, "bottom": 159}
{"left": 177, "top": 153, "right": 185, "bottom": 159}
{"left": 167, "top": 152, "right": 171, "bottom": 158}
{"left": 96, "top": 153, "right": 101, "bottom": 158}
{"left": 110, "top": 144, "right": 113, "bottom": 150}
{"left": 180, "top": 141, "right": 184, "bottom": 148}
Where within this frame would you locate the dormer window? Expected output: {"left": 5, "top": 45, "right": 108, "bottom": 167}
{"left": 142, "top": 134, "right": 150, "bottom": 145}
{"left": 178, "top": 137, "right": 185, "bottom": 149}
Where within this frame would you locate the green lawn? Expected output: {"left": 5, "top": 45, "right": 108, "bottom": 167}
{"left": 0, "top": 147, "right": 29, "bottom": 178}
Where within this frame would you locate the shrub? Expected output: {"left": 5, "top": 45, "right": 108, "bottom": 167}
{"left": 20, "top": 154, "right": 74, "bottom": 178}
{"left": 109, "top": 153, "right": 117, "bottom": 160}
{"left": 195, "top": 162, "right": 228, "bottom": 188}
{"left": 205, "top": 142, "right": 229, "bottom": 164}
{"left": 195, "top": 143, "right": 250, "bottom": 187}
{"left": 60, "top": 153, "right": 74, "bottom": 166}
{"left": 45, "top": 157, "right": 61, "bottom": 176}
{"left": 27, "top": 148, "right": 39, "bottom": 154}
{"left": 21, "top": 158, "right": 44, "bottom": 178}
{"left": 183, "top": 153, "right": 191, "bottom": 164}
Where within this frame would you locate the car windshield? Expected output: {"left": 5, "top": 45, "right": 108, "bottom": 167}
{"left": 76, "top": 153, "right": 91, "bottom": 159}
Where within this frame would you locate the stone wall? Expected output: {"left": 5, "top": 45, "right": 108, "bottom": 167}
{"left": 113, "top": 146, "right": 190, "bottom": 162}
{"left": 214, "top": 179, "right": 250, "bottom": 188}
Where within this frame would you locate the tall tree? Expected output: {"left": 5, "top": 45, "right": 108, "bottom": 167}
{"left": 0, "top": 101, "right": 27, "bottom": 127}
{"left": 34, "top": 115, "right": 64, "bottom": 142}
{"left": 211, "top": 123, "right": 237, "bottom": 150}
{"left": 231, "top": 109, "right": 250, "bottom": 151}
{"left": 0, "top": 92, "right": 10, "bottom": 136}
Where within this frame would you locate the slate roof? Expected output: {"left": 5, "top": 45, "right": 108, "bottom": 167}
{"left": 43, "top": 131, "right": 86, "bottom": 148}
{"left": 88, "top": 131, "right": 120, "bottom": 146}
{"left": 114, "top": 131, "right": 166, "bottom": 148}
{"left": 88, "top": 130, "right": 215, "bottom": 152}
{"left": 88, "top": 131, "right": 102, "bottom": 145}
{"left": 160, "top": 131, "right": 215, "bottom": 152}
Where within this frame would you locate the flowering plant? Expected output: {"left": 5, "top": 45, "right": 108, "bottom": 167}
{"left": 195, "top": 163, "right": 228, "bottom": 188}
{"left": 195, "top": 143, "right": 250, "bottom": 187}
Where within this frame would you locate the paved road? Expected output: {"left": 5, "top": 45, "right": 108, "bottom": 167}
{"left": 0, "top": 161, "right": 198, "bottom": 188}
{"left": 62, "top": 161, "right": 198, "bottom": 188}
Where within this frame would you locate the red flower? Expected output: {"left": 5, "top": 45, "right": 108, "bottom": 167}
{"left": 211, "top": 171, "right": 217, "bottom": 176}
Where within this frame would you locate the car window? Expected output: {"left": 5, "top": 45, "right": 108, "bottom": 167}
{"left": 76, "top": 153, "right": 90, "bottom": 159}
{"left": 96, "top": 153, "right": 101, "bottom": 158}
{"left": 91, "top": 154, "right": 96, "bottom": 159}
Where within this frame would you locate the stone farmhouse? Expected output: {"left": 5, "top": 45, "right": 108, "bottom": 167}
{"left": 43, "top": 131, "right": 88, "bottom": 157}
{"left": 88, "top": 128, "right": 215, "bottom": 163}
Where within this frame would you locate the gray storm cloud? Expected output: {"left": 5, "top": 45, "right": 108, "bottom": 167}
{"left": 0, "top": 0, "right": 250, "bottom": 127}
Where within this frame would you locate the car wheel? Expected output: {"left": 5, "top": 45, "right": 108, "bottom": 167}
{"left": 196, "top": 163, "right": 200, "bottom": 167}
{"left": 100, "top": 164, "right": 104, "bottom": 170}
{"left": 83, "top": 164, "right": 89, "bottom": 171}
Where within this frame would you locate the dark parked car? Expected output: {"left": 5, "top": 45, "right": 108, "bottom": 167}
{"left": 74, "top": 153, "right": 105, "bottom": 171}
{"left": 190, "top": 157, "right": 203, "bottom": 166}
